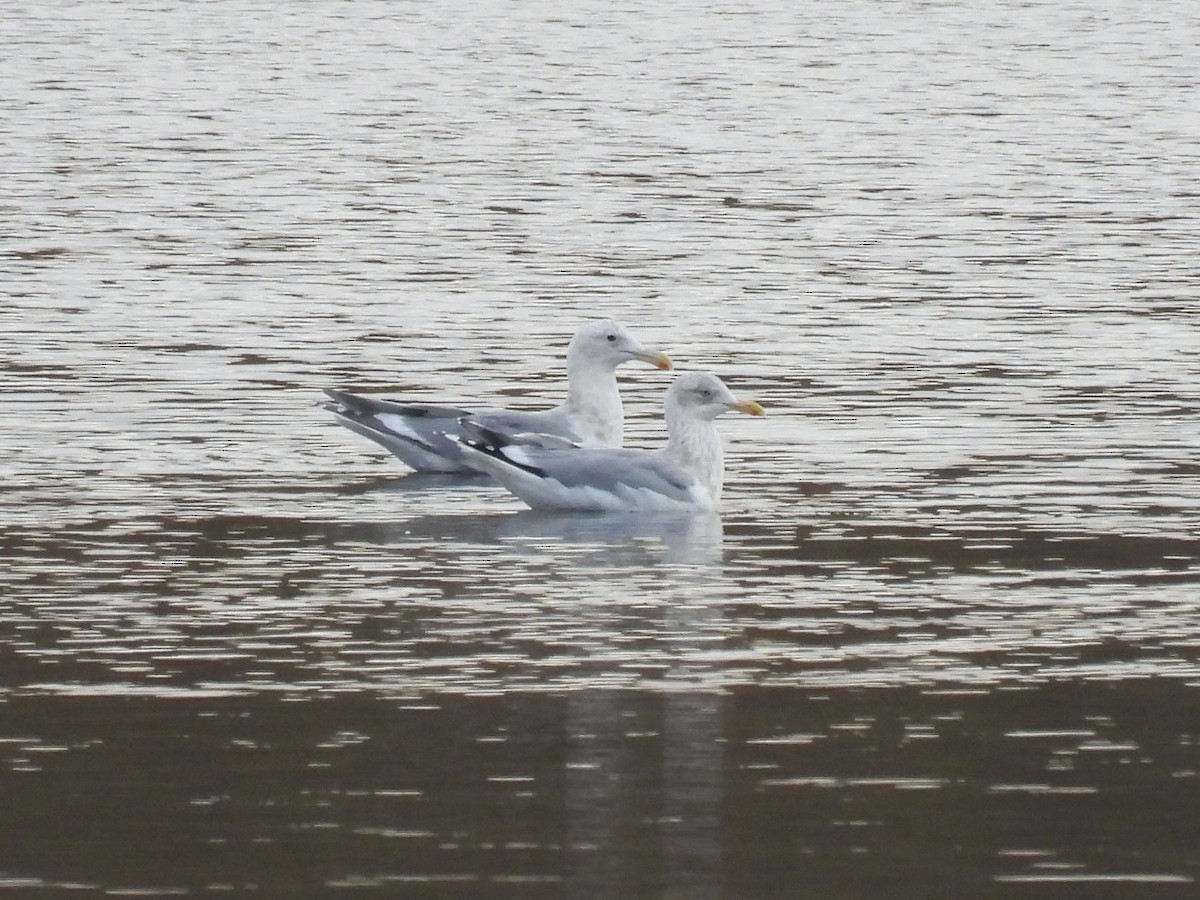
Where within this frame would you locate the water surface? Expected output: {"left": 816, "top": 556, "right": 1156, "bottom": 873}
{"left": 3, "top": 0, "right": 1199, "bottom": 895}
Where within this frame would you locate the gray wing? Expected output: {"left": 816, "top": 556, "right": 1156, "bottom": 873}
{"left": 530, "top": 447, "right": 699, "bottom": 503}
{"left": 322, "top": 390, "right": 577, "bottom": 472}
{"left": 459, "top": 419, "right": 581, "bottom": 451}
{"left": 471, "top": 406, "right": 579, "bottom": 441}
{"left": 322, "top": 390, "right": 475, "bottom": 422}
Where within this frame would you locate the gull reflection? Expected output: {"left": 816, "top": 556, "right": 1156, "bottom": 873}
{"left": 336, "top": 509, "right": 725, "bottom": 568}
{"left": 332, "top": 489, "right": 730, "bottom": 895}
{"left": 662, "top": 692, "right": 723, "bottom": 900}
{"left": 565, "top": 690, "right": 724, "bottom": 899}
{"left": 495, "top": 510, "right": 725, "bottom": 568}
{"left": 563, "top": 551, "right": 727, "bottom": 898}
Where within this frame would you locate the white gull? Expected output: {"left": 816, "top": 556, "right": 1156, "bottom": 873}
{"left": 457, "top": 371, "right": 764, "bottom": 512}
{"left": 322, "top": 320, "right": 672, "bottom": 473}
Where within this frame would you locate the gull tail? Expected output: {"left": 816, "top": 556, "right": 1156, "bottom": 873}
{"left": 322, "top": 389, "right": 475, "bottom": 473}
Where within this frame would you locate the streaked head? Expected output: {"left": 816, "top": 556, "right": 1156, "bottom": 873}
{"left": 666, "top": 371, "right": 765, "bottom": 421}
{"left": 567, "top": 319, "right": 673, "bottom": 371}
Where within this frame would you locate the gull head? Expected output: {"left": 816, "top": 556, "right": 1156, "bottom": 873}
{"left": 568, "top": 319, "right": 673, "bottom": 371}
{"left": 666, "top": 371, "right": 765, "bottom": 422}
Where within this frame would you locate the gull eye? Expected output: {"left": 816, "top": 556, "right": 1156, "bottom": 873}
{"left": 698, "top": 389, "right": 713, "bottom": 400}
{"left": 606, "top": 334, "right": 617, "bottom": 342}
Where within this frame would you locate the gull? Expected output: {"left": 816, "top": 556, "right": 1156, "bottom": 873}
{"left": 321, "top": 320, "right": 672, "bottom": 473}
{"left": 457, "top": 371, "right": 764, "bottom": 512}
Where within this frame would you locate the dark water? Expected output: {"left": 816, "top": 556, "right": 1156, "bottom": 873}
{"left": 3, "top": 0, "right": 1200, "bottom": 896}
{"left": 2, "top": 685, "right": 1198, "bottom": 897}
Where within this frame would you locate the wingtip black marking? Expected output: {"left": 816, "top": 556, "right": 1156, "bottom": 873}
{"left": 460, "top": 423, "right": 548, "bottom": 478}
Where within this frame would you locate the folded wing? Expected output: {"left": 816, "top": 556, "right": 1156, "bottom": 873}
{"left": 458, "top": 423, "right": 704, "bottom": 511}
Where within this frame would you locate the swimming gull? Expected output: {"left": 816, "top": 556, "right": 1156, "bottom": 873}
{"left": 322, "top": 319, "right": 672, "bottom": 473}
{"left": 457, "top": 371, "right": 764, "bottom": 512}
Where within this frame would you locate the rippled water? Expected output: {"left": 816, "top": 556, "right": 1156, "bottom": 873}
{"left": 3, "top": 0, "right": 1200, "bottom": 895}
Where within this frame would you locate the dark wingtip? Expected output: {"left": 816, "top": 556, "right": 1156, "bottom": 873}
{"left": 457, "top": 419, "right": 546, "bottom": 478}
{"left": 458, "top": 418, "right": 508, "bottom": 450}
{"left": 322, "top": 389, "right": 360, "bottom": 415}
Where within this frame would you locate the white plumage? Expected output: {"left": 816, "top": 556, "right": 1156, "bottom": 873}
{"left": 458, "top": 372, "right": 764, "bottom": 512}
{"left": 322, "top": 320, "right": 672, "bottom": 473}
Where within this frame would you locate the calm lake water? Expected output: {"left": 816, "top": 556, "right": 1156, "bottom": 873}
{"left": 3, "top": 0, "right": 1199, "bottom": 896}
